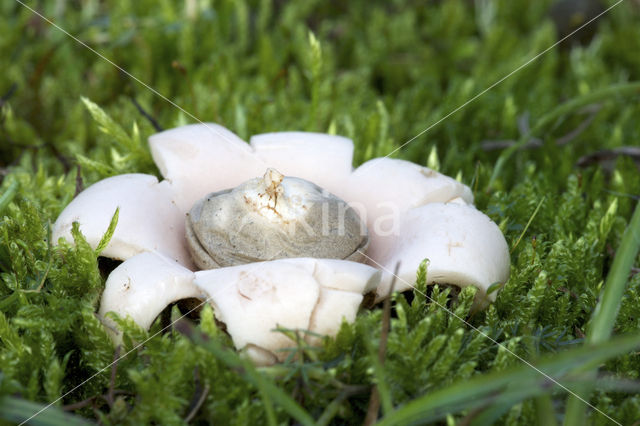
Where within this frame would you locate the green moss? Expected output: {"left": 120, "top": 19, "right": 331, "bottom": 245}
{"left": 1, "top": 0, "right": 640, "bottom": 424}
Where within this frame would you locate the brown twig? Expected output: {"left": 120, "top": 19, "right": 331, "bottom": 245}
{"left": 457, "top": 406, "right": 487, "bottom": 426}
{"left": 184, "top": 366, "right": 210, "bottom": 423}
{"left": 481, "top": 105, "right": 601, "bottom": 151}
{"left": 130, "top": 97, "right": 164, "bottom": 132}
{"left": 106, "top": 345, "right": 121, "bottom": 407}
{"left": 577, "top": 146, "right": 640, "bottom": 168}
{"left": 62, "top": 395, "right": 97, "bottom": 411}
{"left": 378, "top": 264, "right": 398, "bottom": 365}
{"left": 556, "top": 104, "right": 600, "bottom": 146}
{"left": 185, "top": 384, "right": 210, "bottom": 423}
{"left": 75, "top": 164, "right": 84, "bottom": 197}
{"left": 0, "top": 83, "right": 17, "bottom": 107}
{"left": 364, "top": 262, "right": 400, "bottom": 425}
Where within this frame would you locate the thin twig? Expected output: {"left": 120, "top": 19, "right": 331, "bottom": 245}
{"left": 316, "top": 385, "right": 370, "bottom": 426}
{"left": 131, "top": 97, "right": 164, "bottom": 132}
{"left": 556, "top": 104, "right": 601, "bottom": 145}
{"left": 363, "top": 370, "right": 381, "bottom": 422}
{"left": 106, "top": 346, "right": 121, "bottom": 407}
{"left": 457, "top": 406, "right": 488, "bottom": 426}
{"left": 0, "top": 83, "right": 17, "bottom": 106}
{"left": 185, "top": 384, "right": 209, "bottom": 423}
{"left": 75, "top": 164, "right": 84, "bottom": 197}
{"left": 481, "top": 138, "right": 542, "bottom": 151}
{"left": 378, "top": 264, "right": 399, "bottom": 365}
{"left": 184, "top": 367, "right": 210, "bottom": 423}
{"left": 482, "top": 105, "right": 600, "bottom": 152}
{"left": 61, "top": 396, "right": 96, "bottom": 411}
{"left": 364, "top": 263, "right": 400, "bottom": 426}
{"left": 577, "top": 146, "right": 640, "bottom": 168}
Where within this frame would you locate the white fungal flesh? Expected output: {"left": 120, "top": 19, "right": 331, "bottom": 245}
{"left": 52, "top": 123, "right": 511, "bottom": 366}
{"left": 98, "top": 251, "right": 200, "bottom": 341}
{"left": 373, "top": 202, "right": 510, "bottom": 305}
{"left": 342, "top": 157, "right": 475, "bottom": 267}
{"left": 52, "top": 174, "right": 194, "bottom": 268}
{"left": 195, "top": 262, "right": 319, "bottom": 364}
{"left": 194, "top": 258, "right": 380, "bottom": 365}
{"left": 149, "top": 123, "right": 267, "bottom": 212}
{"left": 284, "top": 258, "right": 380, "bottom": 294}
{"left": 307, "top": 287, "right": 363, "bottom": 346}
{"left": 344, "top": 157, "right": 474, "bottom": 224}
{"left": 250, "top": 132, "right": 354, "bottom": 197}
{"left": 149, "top": 126, "right": 358, "bottom": 213}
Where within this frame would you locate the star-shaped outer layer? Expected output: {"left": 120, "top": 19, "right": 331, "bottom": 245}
{"left": 52, "top": 123, "right": 510, "bottom": 364}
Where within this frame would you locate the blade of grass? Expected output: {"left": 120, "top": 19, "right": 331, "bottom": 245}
{"left": 469, "top": 375, "right": 639, "bottom": 426}
{"left": 489, "top": 82, "right": 640, "bottom": 189}
{"left": 521, "top": 322, "right": 558, "bottom": 426}
{"left": 376, "top": 331, "right": 640, "bottom": 426}
{"left": 587, "top": 200, "right": 640, "bottom": 343}
{"left": 564, "top": 199, "right": 640, "bottom": 426}
{"left": 365, "top": 264, "right": 398, "bottom": 424}
{"left": 469, "top": 387, "right": 551, "bottom": 426}
{"left": 511, "top": 196, "right": 545, "bottom": 254}
{"left": 0, "top": 396, "right": 92, "bottom": 426}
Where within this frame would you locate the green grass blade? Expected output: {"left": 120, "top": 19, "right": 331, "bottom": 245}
{"left": 376, "top": 331, "right": 640, "bottom": 426}
{"left": 0, "top": 396, "right": 92, "bottom": 426}
{"left": 564, "top": 200, "right": 640, "bottom": 426}
{"left": 469, "top": 387, "right": 547, "bottom": 426}
{"left": 587, "top": 200, "right": 640, "bottom": 343}
{"left": 511, "top": 196, "right": 545, "bottom": 253}
{"left": 365, "top": 332, "right": 393, "bottom": 415}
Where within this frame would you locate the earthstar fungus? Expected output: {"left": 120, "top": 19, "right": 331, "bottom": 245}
{"left": 53, "top": 123, "right": 510, "bottom": 364}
